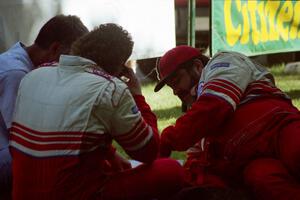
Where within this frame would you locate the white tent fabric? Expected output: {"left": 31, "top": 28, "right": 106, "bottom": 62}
{"left": 0, "top": 0, "right": 175, "bottom": 60}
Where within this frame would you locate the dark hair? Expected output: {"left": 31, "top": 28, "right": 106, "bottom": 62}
{"left": 34, "top": 15, "right": 88, "bottom": 50}
{"left": 197, "top": 54, "right": 210, "bottom": 66}
{"left": 71, "top": 23, "right": 134, "bottom": 74}
{"left": 180, "top": 54, "right": 210, "bottom": 69}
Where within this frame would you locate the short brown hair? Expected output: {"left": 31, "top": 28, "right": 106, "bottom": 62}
{"left": 71, "top": 23, "right": 134, "bottom": 74}
{"left": 34, "top": 15, "right": 88, "bottom": 50}
{"left": 180, "top": 54, "right": 210, "bottom": 70}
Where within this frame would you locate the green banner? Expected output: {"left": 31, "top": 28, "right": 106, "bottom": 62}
{"left": 211, "top": 0, "right": 300, "bottom": 56}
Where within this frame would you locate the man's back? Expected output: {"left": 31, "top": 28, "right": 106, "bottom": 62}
{"left": 10, "top": 55, "right": 140, "bottom": 199}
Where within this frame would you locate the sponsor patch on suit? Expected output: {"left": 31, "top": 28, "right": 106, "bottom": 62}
{"left": 210, "top": 62, "right": 230, "bottom": 70}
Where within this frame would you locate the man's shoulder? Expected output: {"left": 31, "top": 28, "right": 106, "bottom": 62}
{"left": 84, "top": 67, "right": 127, "bottom": 90}
{"left": 211, "top": 51, "right": 250, "bottom": 64}
{"left": 0, "top": 59, "right": 27, "bottom": 82}
{"left": 206, "top": 51, "right": 250, "bottom": 71}
{"left": 17, "top": 67, "right": 57, "bottom": 90}
{"left": 100, "top": 76, "right": 129, "bottom": 103}
{"left": 0, "top": 53, "right": 31, "bottom": 74}
{"left": 88, "top": 73, "right": 130, "bottom": 107}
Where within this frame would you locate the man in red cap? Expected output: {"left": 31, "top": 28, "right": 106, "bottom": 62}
{"left": 155, "top": 45, "right": 300, "bottom": 200}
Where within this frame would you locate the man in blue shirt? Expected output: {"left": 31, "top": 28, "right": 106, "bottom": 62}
{"left": 0, "top": 14, "right": 88, "bottom": 198}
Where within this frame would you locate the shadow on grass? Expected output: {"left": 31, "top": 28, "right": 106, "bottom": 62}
{"left": 286, "top": 89, "right": 300, "bottom": 100}
{"left": 141, "top": 80, "right": 156, "bottom": 86}
{"left": 153, "top": 106, "right": 182, "bottom": 120}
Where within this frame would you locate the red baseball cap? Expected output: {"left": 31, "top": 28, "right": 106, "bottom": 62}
{"left": 154, "top": 45, "right": 201, "bottom": 92}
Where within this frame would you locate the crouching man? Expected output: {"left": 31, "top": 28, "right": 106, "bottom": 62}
{"left": 156, "top": 45, "right": 300, "bottom": 200}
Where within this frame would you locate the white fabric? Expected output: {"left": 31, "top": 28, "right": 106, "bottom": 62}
{"left": 198, "top": 51, "right": 287, "bottom": 110}
{"left": 11, "top": 55, "right": 151, "bottom": 157}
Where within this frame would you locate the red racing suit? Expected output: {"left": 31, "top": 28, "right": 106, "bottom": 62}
{"left": 10, "top": 55, "right": 161, "bottom": 199}
{"left": 161, "top": 51, "right": 300, "bottom": 199}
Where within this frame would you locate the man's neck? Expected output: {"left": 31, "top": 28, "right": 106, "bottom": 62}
{"left": 25, "top": 44, "right": 47, "bottom": 68}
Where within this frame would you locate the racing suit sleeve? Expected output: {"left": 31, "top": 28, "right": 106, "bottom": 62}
{"left": 160, "top": 94, "right": 233, "bottom": 156}
{"left": 110, "top": 89, "right": 159, "bottom": 164}
{"left": 130, "top": 95, "right": 159, "bottom": 162}
{"left": 161, "top": 52, "right": 254, "bottom": 156}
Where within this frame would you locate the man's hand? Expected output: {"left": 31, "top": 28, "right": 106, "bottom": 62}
{"left": 160, "top": 142, "right": 172, "bottom": 158}
{"left": 159, "top": 126, "right": 174, "bottom": 157}
{"left": 107, "top": 151, "right": 132, "bottom": 172}
{"left": 119, "top": 67, "right": 142, "bottom": 95}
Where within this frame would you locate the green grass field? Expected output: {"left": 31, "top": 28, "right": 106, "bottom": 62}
{"left": 118, "top": 65, "right": 300, "bottom": 160}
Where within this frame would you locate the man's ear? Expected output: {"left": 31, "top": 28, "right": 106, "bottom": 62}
{"left": 48, "top": 42, "right": 61, "bottom": 54}
{"left": 48, "top": 42, "right": 66, "bottom": 61}
{"left": 193, "top": 59, "right": 204, "bottom": 74}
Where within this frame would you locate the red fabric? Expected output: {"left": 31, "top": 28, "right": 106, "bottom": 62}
{"left": 155, "top": 45, "right": 201, "bottom": 92}
{"left": 130, "top": 95, "right": 159, "bottom": 163}
{"left": 158, "top": 45, "right": 199, "bottom": 80}
{"left": 183, "top": 139, "right": 226, "bottom": 188}
{"left": 243, "top": 80, "right": 283, "bottom": 96}
{"left": 240, "top": 80, "right": 288, "bottom": 103}
{"left": 202, "top": 79, "right": 243, "bottom": 104}
{"left": 106, "top": 145, "right": 116, "bottom": 159}
{"left": 11, "top": 148, "right": 111, "bottom": 200}
{"left": 101, "top": 158, "right": 187, "bottom": 200}
{"left": 208, "top": 98, "right": 300, "bottom": 183}
{"left": 203, "top": 82, "right": 240, "bottom": 105}
{"left": 161, "top": 94, "right": 300, "bottom": 198}
{"left": 277, "top": 119, "right": 300, "bottom": 177}
{"left": 133, "top": 95, "right": 158, "bottom": 131}
{"left": 160, "top": 94, "right": 233, "bottom": 152}
{"left": 11, "top": 95, "right": 161, "bottom": 199}
{"left": 116, "top": 119, "right": 150, "bottom": 148}
{"left": 244, "top": 158, "right": 300, "bottom": 200}
{"left": 11, "top": 122, "right": 108, "bottom": 151}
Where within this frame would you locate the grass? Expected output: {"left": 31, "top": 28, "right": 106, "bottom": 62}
{"left": 271, "top": 65, "right": 300, "bottom": 108}
{"left": 142, "top": 83, "right": 186, "bottom": 159}
{"left": 142, "top": 83, "right": 182, "bottom": 130}
{"left": 117, "top": 65, "right": 300, "bottom": 160}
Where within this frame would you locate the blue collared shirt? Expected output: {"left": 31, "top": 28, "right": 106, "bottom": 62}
{"left": 0, "top": 42, "right": 34, "bottom": 129}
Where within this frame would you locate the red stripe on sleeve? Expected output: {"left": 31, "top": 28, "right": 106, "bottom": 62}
{"left": 213, "top": 79, "right": 243, "bottom": 96}
{"left": 203, "top": 83, "right": 240, "bottom": 105}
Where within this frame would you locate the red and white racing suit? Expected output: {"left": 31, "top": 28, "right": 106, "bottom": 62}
{"left": 10, "top": 55, "right": 185, "bottom": 200}
{"left": 161, "top": 51, "right": 300, "bottom": 199}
